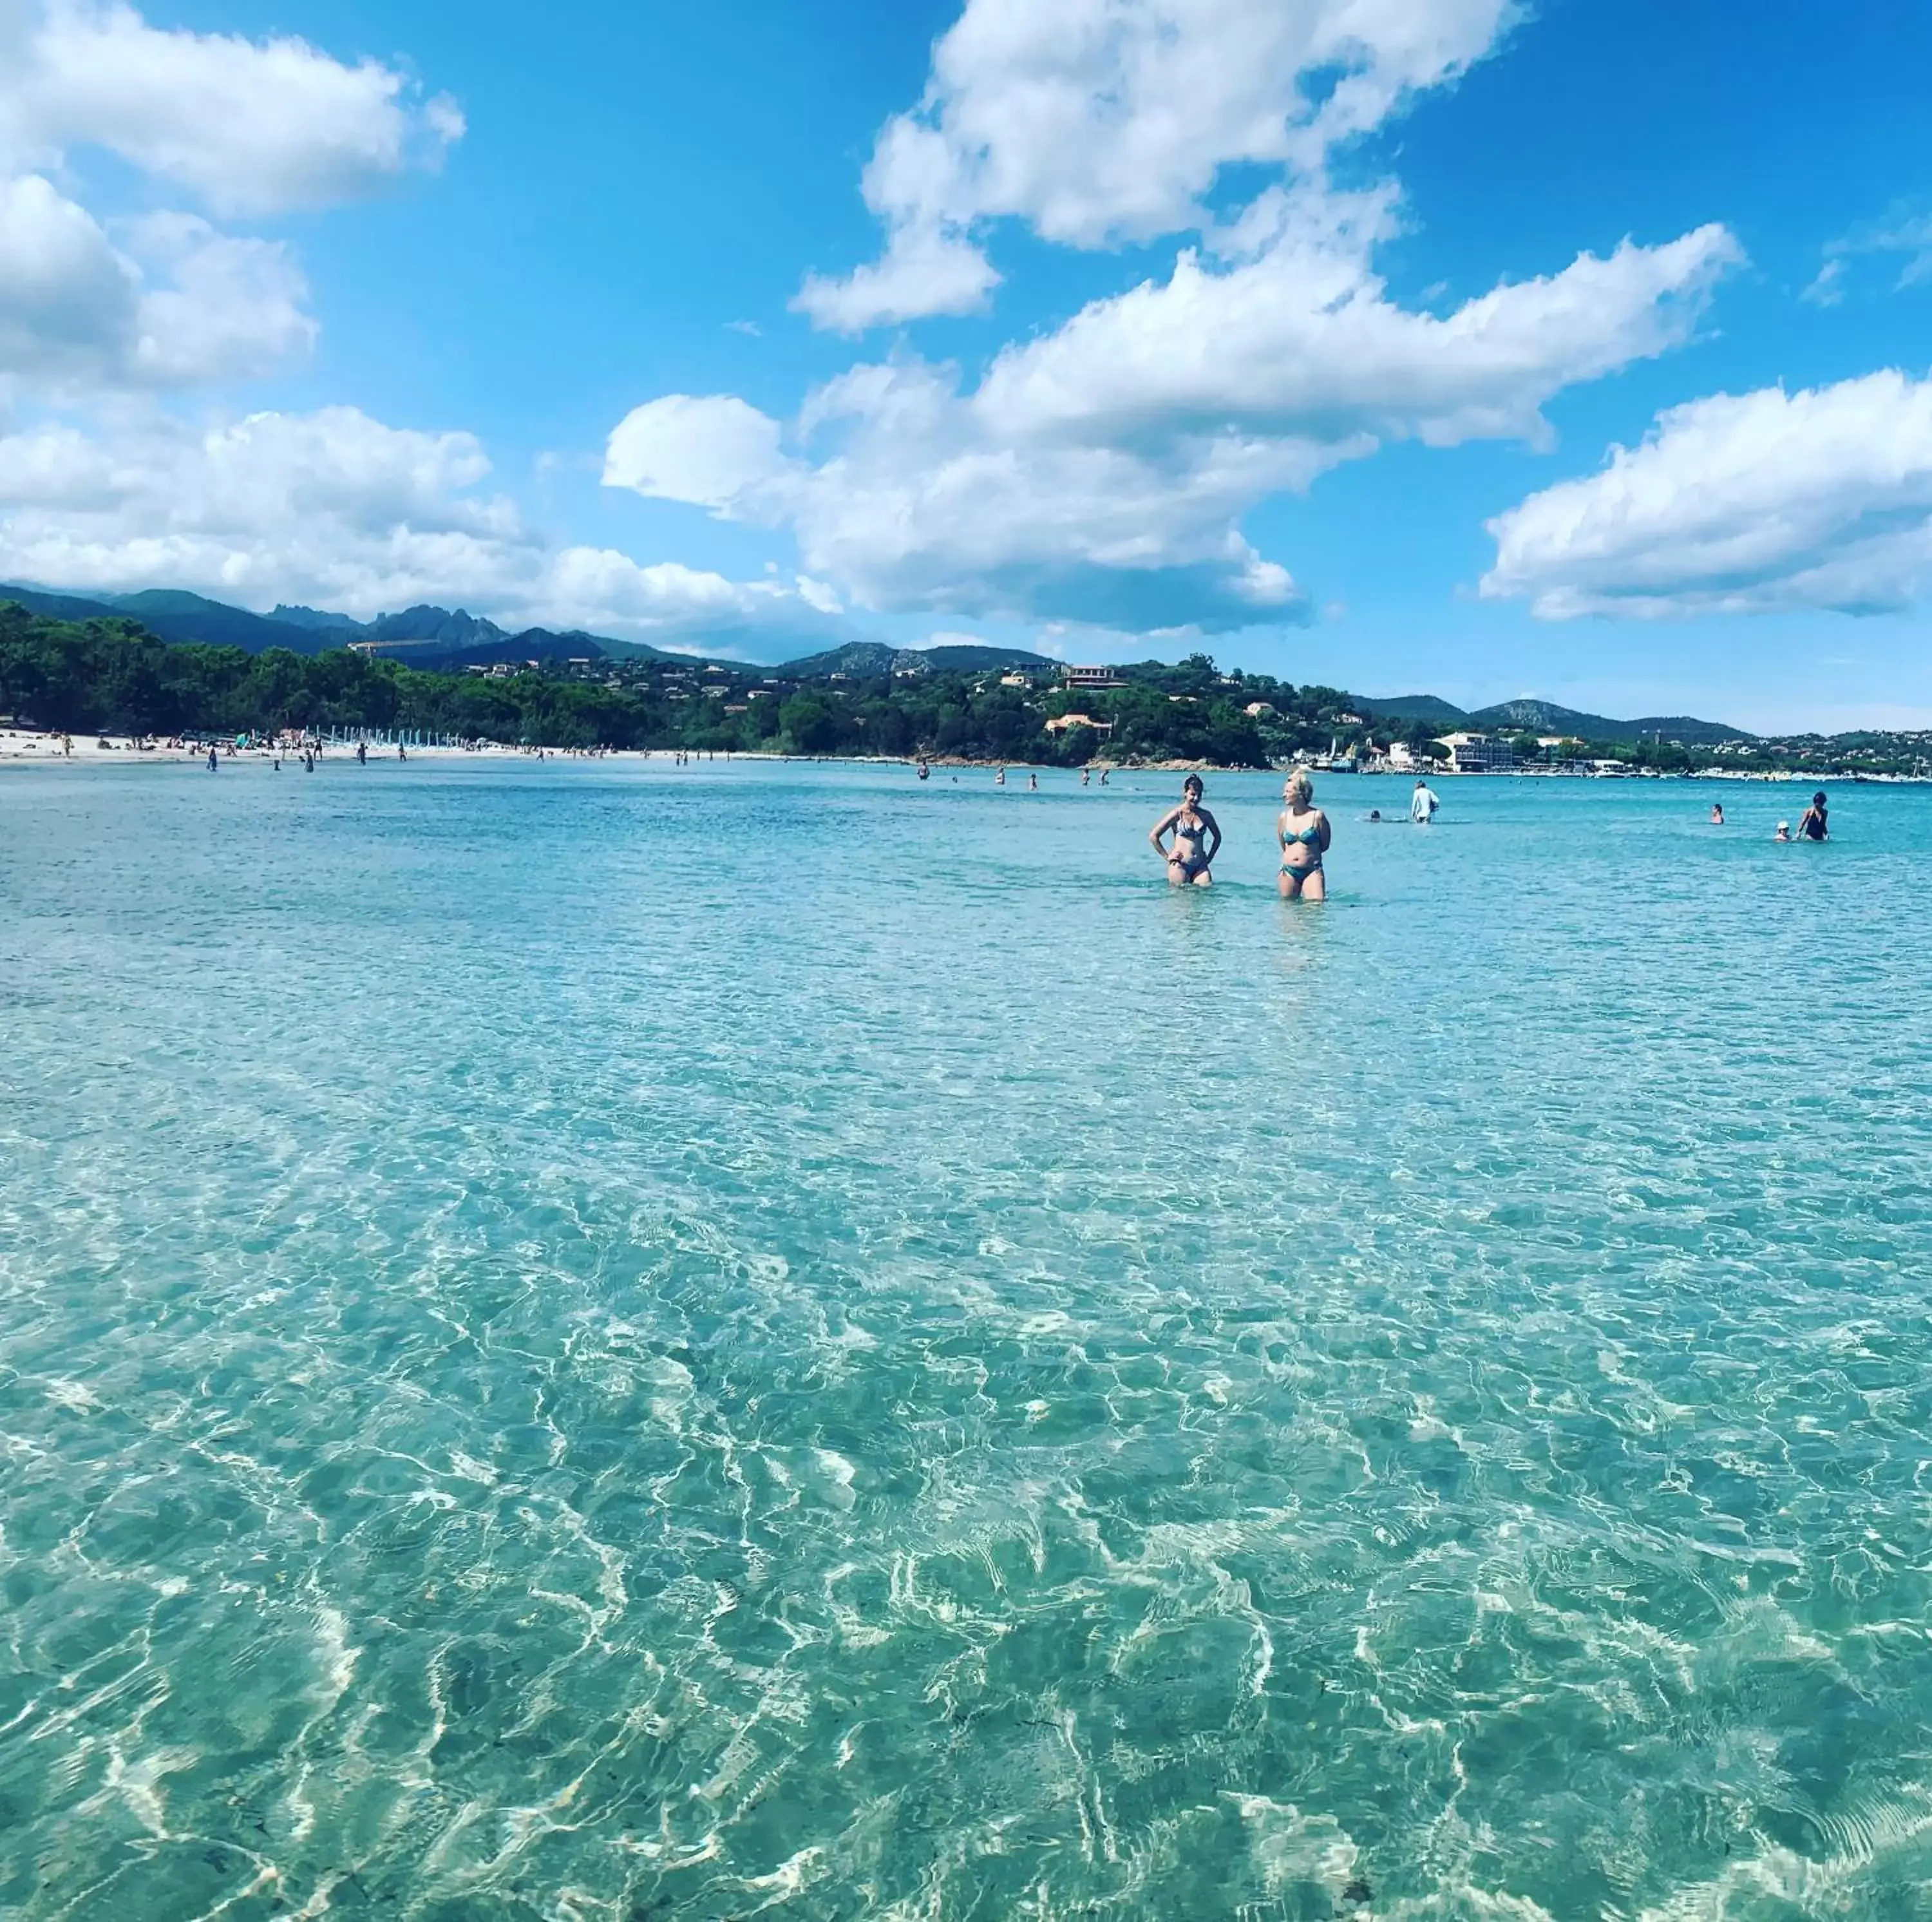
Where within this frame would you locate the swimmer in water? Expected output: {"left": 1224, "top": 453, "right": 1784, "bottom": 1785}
{"left": 1710, "top": 802, "right": 1724, "bottom": 824}
{"left": 1797, "top": 790, "right": 1829, "bottom": 841}
{"left": 1028, "top": 771, "right": 1038, "bottom": 790}
{"left": 1150, "top": 775, "right": 1220, "bottom": 886}
{"left": 1276, "top": 768, "right": 1330, "bottom": 901}
{"left": 1775, "top": 821, "right": 1791, "bottom": 842}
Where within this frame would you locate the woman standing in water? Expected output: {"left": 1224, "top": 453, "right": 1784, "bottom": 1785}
{"left": 1150, "top": 775, "right": 1220, "bottom": 885}
{"left": 1798, "top": 790, "right": 1829, "bottom": 841}
{"left": 1277, "top": 768, "right": 1331, "bottom": 900}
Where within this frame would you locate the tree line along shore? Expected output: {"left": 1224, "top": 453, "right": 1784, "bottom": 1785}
{"left": 2, "top": 602, "right": 1926, "bottom": 777}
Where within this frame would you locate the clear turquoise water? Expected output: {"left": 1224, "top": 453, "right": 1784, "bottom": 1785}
{"left": 4, "top": 759, "right": 1930, "bottom": 1922}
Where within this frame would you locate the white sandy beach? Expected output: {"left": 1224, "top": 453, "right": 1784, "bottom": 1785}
{"left": 0, "top": 731, "right": 629, "bottom": 765}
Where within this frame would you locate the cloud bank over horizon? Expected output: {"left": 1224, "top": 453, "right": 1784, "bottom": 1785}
{"left": 0, "top": 405, "right": 853, "bottom": 654}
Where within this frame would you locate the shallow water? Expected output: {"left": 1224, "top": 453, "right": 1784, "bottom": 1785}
{"left": 3, "top": 757, "right": 1930, "bottom": 1921}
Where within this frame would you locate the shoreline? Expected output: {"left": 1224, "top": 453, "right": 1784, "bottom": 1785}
{"left": 4, "top": 730, "right": 1926, "bottom": 783}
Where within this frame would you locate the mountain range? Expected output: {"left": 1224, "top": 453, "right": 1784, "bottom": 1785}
{"left": 0, "top": 581, "right": 1749, "bottom": 742}
{"left": 0, "top": 583, "right": 669, "bottom": 672}
{"left": 1349, "top": 693, "right": 1745, "bottom": 747}
{"left": 777, "top": 640, "right": 1061, "bottom": 678}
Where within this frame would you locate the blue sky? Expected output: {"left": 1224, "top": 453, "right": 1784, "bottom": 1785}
{"left": 5, "top": 0, "right": 1932, "bottom": 728}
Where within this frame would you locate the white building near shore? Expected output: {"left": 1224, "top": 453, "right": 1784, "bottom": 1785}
{"left": 1440, "top": 732, "right": 1515, "bottom": 773}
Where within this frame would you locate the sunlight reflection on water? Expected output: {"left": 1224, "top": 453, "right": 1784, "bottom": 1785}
{"left": 3, "top": 759, "right": 1930, "bottom": 1920}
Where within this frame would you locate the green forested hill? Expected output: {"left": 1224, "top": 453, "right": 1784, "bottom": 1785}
{"left": 0, "top": 583, "right": 1750, "bottom": 743}
{"left": 1466, "top": 698, "right": 1743, "bottom": 745}
{"left": 0, "top": 607, "right": 1278, "bottom": 761}
{"left": 10, "top": 602, "right": 1904, "bottom": 770}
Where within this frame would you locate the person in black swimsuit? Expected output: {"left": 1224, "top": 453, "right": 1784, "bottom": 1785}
{"left": 1797, "top": 791, "right": 1828, "bottom": 841}
{"left": 1150, "top": 775, "right": 1221, "bottom": 886}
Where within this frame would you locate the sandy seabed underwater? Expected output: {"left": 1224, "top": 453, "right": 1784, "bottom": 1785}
{"left": 4, "top": 759, "right": 1931, "bottom": 1921}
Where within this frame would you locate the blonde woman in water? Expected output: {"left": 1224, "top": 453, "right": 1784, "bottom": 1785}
{"left": 1277, "top": 768, "right": 1331, "bottom": 900}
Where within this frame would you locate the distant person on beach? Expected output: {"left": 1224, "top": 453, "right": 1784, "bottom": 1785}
{"left": 1081, "top": 768, "right": 1090, "bottom": 786}
{"left": 207, "top": 747, "right": 218, "bottom": 772}
{"left": 1277, "top": 769, "right": 1331, "bottom": 900}
{"left": 1710, "top": 802, "right": 1724, "bottom": 824}
{"left": 1028, "top": 771, "right": 1038, "bottom": 790}
{"left": 1410, "top": 779, "right": 1439, "bottom": 824}
{"left": 397, "top": 744, "right": 407, "bottom": 762}
{"left": 996, "top": 766, "right": 1006, "bottom": 786}
{"left": 1099, "top": 769, "right": 1109, "bottom": 786}
{"left": 918, "top": 763, "right": 929, "bottom": 781}
{"left": 1798, "top": 791, "right": 1829, "bottom": 841}
{"left": 1150, "top": 775, "right": 1220, "bottom": 886}
{"left": 356, "top": 741, "right": 367, "bottom": 765}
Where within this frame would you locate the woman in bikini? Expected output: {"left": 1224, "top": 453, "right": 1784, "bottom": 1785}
{"left": 1150, "top": 775, "right": 1220, "bottom": 886}
{"left": 1277, "top": 768, "right": 1331, "bottom": 900}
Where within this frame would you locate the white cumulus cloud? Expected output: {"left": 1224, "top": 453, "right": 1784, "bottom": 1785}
{"left": 610, "top": 363, "right": 1315, "bottom": 633}
{"left": 795, "top": 225, "right": 1000, "bottom": 332}
{"left": 128, "top": 214, "right": 316, "bottom": 384}
{"left": 0, "top": 176, "right": 314, "bottom": 389}
{"left": 0, "top": 0, "right": 462, "bottom": 216}
{"left": 974, "top": 202, "right": 1739, "bottom": 450}
{"left": 0, "top": 0, "right": 459, "bottom": 398}
{"left": 0, "top": 404, "right": 850, "bottom": 658}
{"left": 799, "top": 0, "right": 1518, "bottom": 328}
{"left": 0, "top": 173, "right": 137, "bottom": 383}
{"left": 665, "top": 0, "right": 1746, "bottom": 633}
{"left": 1484, "top": 369, "right": 1932, "bottom": 618}
{"left": 611, "top": 213, "right": 1738, "bottom": 635}
{"left": 602, "top": 394, "right": 794, "bottom": 509}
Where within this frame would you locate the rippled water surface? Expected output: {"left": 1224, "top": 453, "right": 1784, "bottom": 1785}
{"left": 5, "top": 758, "right": 1931, "bottom": 1921}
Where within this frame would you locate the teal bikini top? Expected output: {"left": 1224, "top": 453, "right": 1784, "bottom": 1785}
{"left": 1280, "top": 817, "right": 1321, "bottom": 846}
